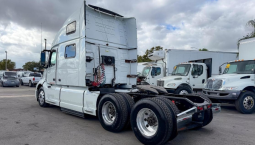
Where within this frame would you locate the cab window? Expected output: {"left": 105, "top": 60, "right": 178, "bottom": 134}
{"left": 65, "top": 44, "right": 76, "bottom": 58}
{"left": 151, "top": 67, "right": 161, "bottom": 76}
{"left": 50, "top": 52, "right": 57, "bottom": 66}
{"left": 192, "top": 65, "right": 203, "bottom": 76}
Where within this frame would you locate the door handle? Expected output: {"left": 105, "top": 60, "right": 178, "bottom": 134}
{"left": 53, "top": 78, "right": 55, "bottom": 81}
{"left": 58, "top": 79, "right": 61, "bottom": 82}
{"left": 48, "top": 86, "right": 51, "bottom": 88}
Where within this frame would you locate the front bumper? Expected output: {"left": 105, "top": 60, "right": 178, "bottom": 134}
{"left": 202, "top": 89, "right": 241, "bottom": 100}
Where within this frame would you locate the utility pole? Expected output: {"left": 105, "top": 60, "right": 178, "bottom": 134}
{"left": 44, "top": 39, "right": 47, "bottom": 50}
{"left": 41, "top": 23, "right": 42, "bottom": 51}
{"left": 5, "top": 51, "right": 7, "bottom": 70}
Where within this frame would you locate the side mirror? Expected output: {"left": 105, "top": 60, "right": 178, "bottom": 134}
{"left": 219, "top": 67, "right": 222, "bottom": 74}
{"left": 40, "top": 52, "right": 46, "bottom": 67}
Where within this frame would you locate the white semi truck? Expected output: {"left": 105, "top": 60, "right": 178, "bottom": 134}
{"left": 138, "top": 49, "right": 237, "bottom": 94}
{"left": 203, "top": 37, "right": 255, "bottom": 114}
{"left": 36, "top": 2, "right": 220, "bottom": 144}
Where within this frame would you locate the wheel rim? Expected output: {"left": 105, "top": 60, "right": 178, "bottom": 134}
{"left": 39, "top": 90, "right": 45, "bottom": 105}
{"left": 179, "top": 90, "right": 188, "bottom": 95}
{"left": 102, "top": 101, "right": 116, "bottom": 125}
{"left": 243, "top": 96, "right": 254, "bottom": 110}
{"left": 136, "top": 108, "right": 158, "bottom": 138}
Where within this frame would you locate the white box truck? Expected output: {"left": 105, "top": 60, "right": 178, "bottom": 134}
{"left": 203, "top": 37, "right": 255, "bottom": 114}
{"left": 138, "top": 49, "right": 237, "bottom": 94}
{"left": 36, "top": 1, "right": 220, "bottom": 144}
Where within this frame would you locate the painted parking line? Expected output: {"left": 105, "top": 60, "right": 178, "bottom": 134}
{"left": 0, "top": 95, "right": 34, "bottom": 98}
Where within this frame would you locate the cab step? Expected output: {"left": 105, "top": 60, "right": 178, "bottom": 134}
{"left": 61, "top": 108, "right": 85, "bottom": 118}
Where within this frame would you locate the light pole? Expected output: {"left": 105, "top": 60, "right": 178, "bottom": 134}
{"left": 5, "top": 51, "right": 7, "bottom": 70}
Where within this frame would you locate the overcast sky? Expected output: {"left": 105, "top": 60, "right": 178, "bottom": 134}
{"left": 0, "top": 0, "right": 254, "bottom": 68}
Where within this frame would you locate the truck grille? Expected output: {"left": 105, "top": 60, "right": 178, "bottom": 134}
{"left": 206, "top": 79, "right": 222, "bottom": 90}
{"left": 157, "top": 80, "right": 164, "bottom": 87}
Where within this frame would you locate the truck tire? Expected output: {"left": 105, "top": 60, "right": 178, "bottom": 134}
{"left": 29, "top": 81, "right": 33, "bottom": 87}
{"left": 118, "top": 93, "right": 135, "bottom": 129}
{"left": 200, "top": 95, "right": 212, "bottom": 103}
{"left": 38, "top": 88, "right": 49, "bottom": 107}
{"left": 130, "top": 98, "right": 174, "bottom": 145}
{"left": 175, "top": 85, "right": 192, "bottom": 95}
{"left": 156, "top": 97, "right": 178, "bottom": 141}
{"left": 235, "top": 91, "right": 255, "bottom": 114}
{"left": 20, "top": 80, "right": 24, "bottom": 86}
{"left": 98, "top": 93, "right": 129, "bottom": 132}
{"left": 157, "top": 97, "right": 180, "bottom": 115}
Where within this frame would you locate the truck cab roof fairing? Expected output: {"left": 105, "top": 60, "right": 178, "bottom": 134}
{"left": 51, "top": 3, "right": 137, "bottom": 49}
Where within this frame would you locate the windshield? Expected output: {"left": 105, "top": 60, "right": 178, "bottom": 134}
{"left": 223, "top": 61, "right": 255, "bottom": 74}
{"left": 172, "top": 64, "right": 191, "bottom": 76}
{"left": 4, "top": 72, "right": 17, "bottom": 77}
{"left": 142, "top": 67, "right": 151, "bottom": 76}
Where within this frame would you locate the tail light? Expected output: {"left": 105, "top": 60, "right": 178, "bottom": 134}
{"left": 137, "top": 78, "right": 141, "bottom": 82}
{"left": 33, "top": 78, "right": 35, "bottom": 81}
{"left": 171, "top": 100, "right": 175, "bottom": 104}
{"left": 197, "top": 106, "right": 203, "bottom": 111}
{"left": 207, "top": 104, "right": 212, "bottom": 109}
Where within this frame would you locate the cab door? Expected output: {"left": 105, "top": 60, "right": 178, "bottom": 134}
{"left": 45, "top": 49, "right": 61, "bottom": 105}
{"left": 46, "top": 50, "right": 57, "bottom": 84}
{"left": 150, "top": 67, "right": 163, "bottom": 85}
{"left": 189, "top": 64, "right": 206, "bottom": 89}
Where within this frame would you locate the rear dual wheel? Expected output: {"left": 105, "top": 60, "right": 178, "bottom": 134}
{"left": 131, "top": 98, "right": 177, "bottom": 145}
{"left": 98, "top": 93, "right": 134, "bottom": 132}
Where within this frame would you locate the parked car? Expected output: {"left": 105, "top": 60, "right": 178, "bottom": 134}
{"left": 20, "top": 72, "right": 42, "bottom": 87}
{"left": 0, "top": 70, "right": 4, "bottom": 79}
{"left": 0, "top": 71, "right": 20, "bottom": 87}
{"left": 17, "top": 71, "right": 32, "bottom": 82}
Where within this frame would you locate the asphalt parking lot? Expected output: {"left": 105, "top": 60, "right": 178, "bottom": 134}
{"left": 0, "top": 86, "right": 255, "bottom": 145}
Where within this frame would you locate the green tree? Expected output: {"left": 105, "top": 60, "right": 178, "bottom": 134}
{"left": 247, "top": 19, "right": 255, "bottom": 37}
{"left": 23, "top": 61, "right": 42, "bottom": 71}
{"left": 238, "top": 19, "right": 255, "bottom": 49}
{"left": 0, "top": 59, "right": 15, "bottom": 70}
{"left": 199, "top": 48, "right": 208, "bottom": 51}
{"left": 138, "top": 46, "right": 163, "bottom": 62}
